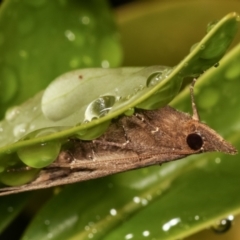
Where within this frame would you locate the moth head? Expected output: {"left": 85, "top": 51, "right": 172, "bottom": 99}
{"left": 186, "top": 121, "right": 237, "bottom": 155}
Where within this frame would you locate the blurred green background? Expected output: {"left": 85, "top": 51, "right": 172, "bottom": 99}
{"left": 1, "top": 0, "right": 240, "bottom": 239}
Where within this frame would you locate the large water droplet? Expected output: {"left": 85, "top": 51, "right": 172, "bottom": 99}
{"left": 0, "top": 167, "right": 39, "bottom": 186}
{"left": 146, "top": 67, "right": 172, "bottom": 87}
{"left": 17, "top": 141, "right": 61, "bottom": 168}
{"left": 84, "top": 96, "right": 116, "bottom": 121}
{"left": 212, "top": 217, "right": 233, "bottom": 234}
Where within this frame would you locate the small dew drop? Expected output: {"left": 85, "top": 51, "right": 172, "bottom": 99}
{"left": 47, "top": 233, "right": 53, "bottom": 239}
{"left": 207, "top": 20, "right": 218, "bottom": 32}
{"left": 65, "top": 30, "right": 75, "bottom": 41}
{"left": 215, "top": 157, "right": 221, "bottom": 164}
{"left": 19, "top": 50, "right": 28, "bottom": 59}
{"left": 13, "top": 123, "right": 27, "bottom": 138}
{"left": 133, "top": 196, "right": 141, "bottom": 204}
{"left": 212, "top": 217, "right": 232, "bottom": 234}
{"left": 5, "top": 106, "right": 20, "bottom": 121}
{"left": 125, "top": 233, "right": 134, "bottom": 239}
{"left": 88, "top": 233, "right": 94, "bottom": 239}
{"left": 110, "top": 208, "right": 117, "bottom": 216}
{"left": 81, "top": 16, "right": 90, "bottom": 25}
{"left": 124, "top": 108, "right": 134, "bottom": 116}
{"left": 141, "top": 198, "right": 148, "bottom": 206}
{"left": 101, "top": 60, "right": 110, "bottom": 68}
{"left": 162, "top": 218, "right": 181, "bottom": 232}
{"left": 214, "top": 62, "right": 219, "bottom": 68}
{"left": 44, "top": 220, "right": 50, "bottom": 225}
{"left": 194, "top": 215, "right": 200, "bottom": 221}
{"left": 142, "top": 230, "right": 150, "bottom": 237}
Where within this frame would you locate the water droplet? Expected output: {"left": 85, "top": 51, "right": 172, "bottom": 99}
{"left": 212, "top": 217, "right": 232, "bottom": 234}
{"left": 13, "top": 123, "right": 28, "bottom": 138}
{"left": 0, "top": 167, "right": 39, "bottom": 186}
{"left": 215, "top": 157, "right": 221, "bottom": 164}
{"left": 69, "top": 57, "right": 81, "bottom": 68}
{"left": 142, "top": 230, "right": 150, "bottom": 237}
{"left": 124, "top": 108, "right": 134, "bottom": 116}
{"left": 65, "top": 30, "right": 75, "bottom": 41}
{"left": 162, "top": 218, "right": 181, "bottom": 232}
{"left": 133, "top": 196, "right": 141, "bottom": 204}
{"left": 214, "top": 62, "right": 219, "bottom": 68}
{"left": 84, "top": 96, "right": 116, "bottom": 121}
{"left": 110, "top": 208, "right": 117, "bottom": 216}
{"left": 101, "top": 60, "right": 110, "bottom": 68}
{"left": 207, "top": 20, "right": 218, "bottom": 32}
{"left": 236, "top": 14, "right": 240, "bottom": 22}
{"left": 190, "top": 42, "right": 199, "bottom": 52}
{"left": 0, "top": 65, "right": 19, "bottom": 104}
{"left": 198, "top": 88, "right": 219, "bottom": 109}
{"left": 19, "top": 50, "right": 28, "bottom": 59}
{"left": 146, "top": 68, "right": 172, "bottom": 87}
{"left": 125, "top": 233, "right": 134, "bottom": 239}
{"left": 81, "top": 16, "right": 90, "bottom": 25}
{"left": 5, "top": 106, "right": 20, "bottom": 121}
{"left": 17, "top": 141, "right": 61, "bottom": 168}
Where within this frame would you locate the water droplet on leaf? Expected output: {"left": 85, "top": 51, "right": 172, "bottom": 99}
{"left": 212, "top": 218, "right": 232, "bottom": 234}
{"left": 17, "top": 141, "right": 61, "bottom": 168}
{"left": 124, "top": 108, "right": 134, "bottom": 116}
{"left": 84, "top": 95, "right": 115, "bottom": 121}
{"left": 146, "top": 67, "right": 172, "bottom": 87}
{"left": 207, "top": 20, "right": 218, "bottom": 32}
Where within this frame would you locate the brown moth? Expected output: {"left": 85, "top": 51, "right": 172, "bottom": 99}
{"left": 0, "top": 80, "right": 237, "bottom": 196}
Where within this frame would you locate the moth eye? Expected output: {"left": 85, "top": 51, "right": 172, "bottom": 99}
{"left": 186, "top": 133, "right": 203, "bottom": 150}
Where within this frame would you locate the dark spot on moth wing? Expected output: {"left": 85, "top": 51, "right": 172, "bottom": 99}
{"left": 78, "top": 75, "right": 83, "bottom": 79}
{"left": 186, "top": 133, "right": 203, "bottom": 150}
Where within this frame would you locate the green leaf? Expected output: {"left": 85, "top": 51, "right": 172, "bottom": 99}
{"left": 21, "top": 36, "right": 240, "bottom": 240}
{"left": 0, "top": 12, "right": 238, "bottom": 159}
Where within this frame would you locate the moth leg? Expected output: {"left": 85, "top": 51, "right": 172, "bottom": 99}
{"left": 190, "top": 78, "right": 200, "bottom": 121}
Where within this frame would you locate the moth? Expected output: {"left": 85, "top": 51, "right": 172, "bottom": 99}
{"left": 0, "top": 80, "right": 237, "bottom": 196}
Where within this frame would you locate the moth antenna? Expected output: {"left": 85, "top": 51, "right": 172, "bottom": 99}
{"left": 190, "top": 78, "right": 200, "bottom": 121}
